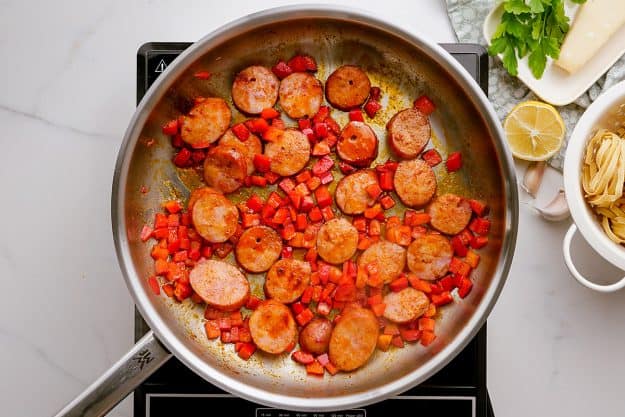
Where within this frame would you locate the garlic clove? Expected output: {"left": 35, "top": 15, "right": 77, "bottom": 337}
{"left": 535, "top": 189, "right": 570, "bottom": 222}
{"left": 522, "top": 161, "right": 546, "bottom": 198}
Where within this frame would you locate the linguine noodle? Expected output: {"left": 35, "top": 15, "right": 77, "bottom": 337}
{"left": 582, "top": 127, "right": 625, "bottom": 243}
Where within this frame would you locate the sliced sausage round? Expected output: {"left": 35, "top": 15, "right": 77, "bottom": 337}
{"left": 265, "top": 259, "right": 311, "bottom": 304}
{"left": 387, "top": 108, "right": 431, "bottom": 159}
{"left": 203, "top": 145, "right": 247, "bottom": 194}
{"left": 249, "top": 299, "right": 298, "bottom": 354}
{"left": 231, "top": 65, "right": 279, "bottom": 115}
{"left": 180, "top": 98, "right": 231, "bottom": 148}
{"left": 278, "top": 72, "right": 323, "bottom": 119}
{"left": 357, "top": 241, "right": 406, "bottom": 284}
{"left": 427, "top": 193, "right": 472, "bottom": 235}
{"left": 407, "top": 234, "right": 453, "bottom": 280}
{"left": 336, "top": 121, "right": 378, "bottom": 167}
{"left": 394, "top": 159, "right": 437, "bottom": 207}
{"left": 325, "top": 65, "right": 371, "bottom": 110}
{"left": 187, "top": 186, "right": 220, "bottom": 213}
{"left": 191, "top": 192, "right": 239, "bottom": 243}
{"left": 383, "top": 287, "right": 430, "bottom": 323}
{"left": 299, "top": 317, "right": 333, "bottom": 355}
{"left": 264, "top": 128, "right": 310, "bottom": 176}
{"left": 189, "top": 260, "right": 250, "bottom": 311}
{"left": 219, "top": 128, "right": 262, "bottom": 176}
{"left": 317, "top": 218, "right": 359, "bottom": 264}
{"left": 335, "top": 170, "right": 378, "bottom": 215}
{"left": 235, "top": 226, "right": 282, "bottom": 273}
{"left": 329, "top": 306, "right": 379, "bottom": 372}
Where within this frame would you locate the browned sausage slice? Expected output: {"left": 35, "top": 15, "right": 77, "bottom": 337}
{"left": 191, "top": 192, "right": 239, "bottom": 243}
{"left": 394, "top": 159, "right": 437, "bottom": 207}
{"left": 336, "top": 121, "right": 378, "bottom": 167}
{"left": 325, "top": 65, "right": 371, "bottom": 110}
{"left": 187, "top": 186, "right": 220, "bottom": 213}
{"left": 335, "top": 170, "right": 378, "bottom": 215}
{"left": 235, "top": 226, "right": 282, "bottom": 273}
{"left": 219, "top": 128, "right": 262, "bottom": 175}
{"left": 426, "top": 193, "right": 472, "bottom": 235}
{"left": 387, "top": 108, "right": 431, "bottom": 159}
{"left": 203, "top": 145, "right": 247, "bottom": 194}
{"left": 189, "top": 260, "right": 250, "bottom": 311}
{"left": 278, "top": 72, "right": 323, "bottom": 119}
{"left": 265, "top": 259, "right": 311, "bottom": 304}
{"left": 357, "top": 241, "right": 406, "bottom": 283}
{"left": 264, "top": 128, "right": 310, "bottom": 176}
{"left": 383, "top": 287, "right": 430, "bottom": 323}
{"left": 299, "top": 317, "right": 333, "bottom": 355}
{"left": 249, "top": 299, "right": 298, "bottom": 354}
{"left": 180, "top": 98, "right": 231, "bottom": 148}
{"left": 316, "top": 218, "right": 359, "bottom": 264}
{"left": 329, "top": 306, "right": 379, "bottom": 372}
{"left": 407, "top": 234, "right": 453, "bottom": 280}
{"left": 231, "top": 65, "right": 279, "bottom": 115}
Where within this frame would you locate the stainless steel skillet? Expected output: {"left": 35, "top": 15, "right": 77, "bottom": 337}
{"left": 55, "top": 5, "right": 518, "bottom": 416}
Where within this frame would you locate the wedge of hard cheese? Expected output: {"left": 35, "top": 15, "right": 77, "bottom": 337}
{"left": 555, "top": 0, "right": 625, "bottom": 74}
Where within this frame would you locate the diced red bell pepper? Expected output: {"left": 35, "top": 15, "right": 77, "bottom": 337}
{"left": 191, "top": 150, "right": 206, "bottom": 164}
{"left": 193, "top": 71, "right": 211, "bottom": 80}
{"left": 288, "top": 55, "right": 317, "bottom": 72}
{"left": 171, "top": 133, "right": 183, "bottom": 148}
{"left": 364, "top": 100, "right": 382, "bottom": 118}
{"left": 301, "top": 127, "right": 315, "bottom": 143}
{"left": 301, "top": 286, "right": 314, "bottom": 304}
{"left": 162, "top": 283, "right": 175, "bottom": 298}
{"left": 364, "top": 204, "right": 382, "bottom": 220}
{"left": 418, "top": 317, "right": 435, "bottom": 332}
{"left": 245, "top": 118, "right": 270, "bottom": 135}
{"left": 339, "top": 161, "right": 356, "bottom": 175}
{"left": 282, "top": 223, "right": 296, "bottom": 241}
{"left": 262, "top": 126, "right": 284, "bottom": 142}
{"left": 272, "top": 60, "right": 293, "bottom": 79}
{"left": 422, "top": 149, "right": 443, "bottom": 167}
{"left": 470, "top": 235, "right": 488, "bottom": 249}
{"left": 370, "top": 86, "right": 381, "bottom": 101}
{"left": 383, "top": 323, "right": 400, "bottom": 336}
{"left": 237, "top": 342, "right": 257, "bottom": 360}
{"left": 352, "top": 217, "right": 367, "bottom": 232}
{"left": 295, "top": 308, "right": 314, "bottom": 326}
{"left": 306, "top": 360, "right": 325, "bottom": 376}
{"left": 313, "top": 122, "right": 328, "bottom": 138}
{"left": 391, "top": 335, "right": 405, "bottom": 348}
{"left": 389, "top": 276, "right": 409, "bottom": 292}
{"left": 348, "top": 109, "right": 364, "bottom": 122}
{"left": 264, "top": 171, "right": 280, "bottom": 184}
{"left": 278, "top": 177, "right": 295, "bottom": 193}
{"left": 334, "top": 283, "right": 357, "bottom": 302}
{"left": 404, "top": 211, "right": 430, "bottom": 226}
{"left": 281, "top": 246, "right": 293, "bottom": 259}
{"left": 413, "top": 95, "right": 436, "bottom": 115}
{"left": 300, "top": 195, "right": 315, "bottom": 212}
{"left": 321, "top": 206, "right": 334, "bottom": 221}
{"left": 140, "top": 225, "right": 153, "bottom": 242}
{"left": 446, "top": 151, "right": 463, "bottom": 172}
{"left": 306, "top": 176, "right": 321, "bottom": 191}
{"left": 201, "top": 245, "right": 213, "bottom": 259}
{"left": 313, "top": 106, "right": 330, "bottom": 123}
{"left": 147, "top": 276, "right": 160, "bottom": 295}
{"left": 465, "top": 250, "right": 480, "bottom": 268}
{"left": 298, "top": 118, "right": 311, "bottom": 130}
{"left": 242, "top": 212, "right": 261, "bottom": 228}
{"left": 420, "top": 330, "right": 436, "bottom": 347}
{"left": 378, "top": 170, "right": 394, "bottom": 191}
{"left": 365, "top": 183, "right": 383, "bottom": 200}
{"left": 379, "top": 195, "right": 395, "bottom": 210}
{"left": 458, "top": 228, "right": 474, "bottom": 246}
{"left": 173, "top": 148, "right": 192, "bottom": 167}
{"left": 292, "top": 350, "right": 315, "bottom": 365}
{"left": 204, "top": 320, "right": 221, "bottom": 339}
{"left": 253, "top": 154, "right": 271, "bottom": 173}
{"left": 266, "top": 192, "right": 283, "bottom": 209}
{"left": 308, "top": 206, "right": 323, "bottom": 222}
{"left": 314, "top": 185, "right": 332, "bottom": 208}
{"left": 246, "top": 195, "right": 264, "bottom": 213}
{"left": 431, "top": 291, "right": 453, "bottom": 306}
{"left": 295, "top": 182, "right": 310, "bottom": 196}
{"left": 325, "top": 117, "right": 341, "bottom": 135}
{"left": 272, "top": 207, "right": 290, "bottom": 224}
{"left": 312, "top": 156, "right": 334, "bottom": 176}
{"left": 440, "top": 275, "right": 455, "bottom": 292}
{"left": 468, "top": 199, "right": 489, "bottom": 217}
{"left": 162, "top": 119, "right": 179, "bottom": 136}
{"left": 317, "top": 170, "right": 333, "bottom": 185}
{"left": 296, "top": 170, "right": 312, "bottom": 183}
{"left": 469, "top": 217, "right": 491, "bottom": 236}
{"left": 312, "top": 141, "right": 331, "bottom": 156}
{"left": 245, "top": 295, "right": 261, "bottom": 310}
{"left": 163, "top": 200, "right": 182, "bottom": 214}
{"left": 399, "top": 327, "right": 421, "bottom": 342}
{"left": 458, "top": 277, "right": 473, "bottom": 298}
{"left": 260, "top": 107, "right": 280, "bottom": 120}
{"left": 369, "top": 219, "right": 381, "bottom": 236}
{"left": 449, "top": 257, "right": 471, "bottom": 277}
{"left": 450, "top": 235, "right": 468, "bottom": 257}
{"left": 295, "top": 213, "right": 308, "bottom": 231}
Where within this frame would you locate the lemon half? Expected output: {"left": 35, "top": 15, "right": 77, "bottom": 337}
{"left": 503, "top": 101, "right": 565, "bottom": 161}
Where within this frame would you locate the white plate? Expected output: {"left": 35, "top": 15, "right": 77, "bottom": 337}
{"left": 483, "top": 2, "right": 625, "bottom": 106}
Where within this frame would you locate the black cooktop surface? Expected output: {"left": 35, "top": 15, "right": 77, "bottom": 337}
{"left": 134, "top": 42, "right": 493, "bottom": 417}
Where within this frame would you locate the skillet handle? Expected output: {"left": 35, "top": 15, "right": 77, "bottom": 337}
{"left": 53, "top": 330, "right": 172, "bottom": 417}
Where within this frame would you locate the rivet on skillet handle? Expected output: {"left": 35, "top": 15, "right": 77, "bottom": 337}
{"left": 53, "top": 331, "right": 172, "bottom": 417}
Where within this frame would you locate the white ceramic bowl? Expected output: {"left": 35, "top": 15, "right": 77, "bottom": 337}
{"left": 563, "top": 80, "right": 625, "bottom": 292}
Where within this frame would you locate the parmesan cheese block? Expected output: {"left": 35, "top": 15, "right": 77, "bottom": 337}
{"left": 555, "top": 0, "right": 625, "bottom": 74}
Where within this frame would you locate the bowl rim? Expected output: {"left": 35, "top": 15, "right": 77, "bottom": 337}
{"left": 563, "top": 79, "right": 625, "bottom": 271}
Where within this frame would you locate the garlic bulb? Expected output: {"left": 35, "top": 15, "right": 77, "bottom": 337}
{"left": 535, "top": 189, "right": 570, "bottom": 222}
{"left": 522, "top": 161, "right": 546, "bottom": 197}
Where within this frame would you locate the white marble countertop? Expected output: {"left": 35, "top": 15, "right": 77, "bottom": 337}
{"left": 2, "top": 1, "right": 625, "bottom": 416}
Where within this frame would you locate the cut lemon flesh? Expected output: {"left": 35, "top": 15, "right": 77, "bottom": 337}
{"left": 503, "top": 101, "right": 565, "bottom": 161}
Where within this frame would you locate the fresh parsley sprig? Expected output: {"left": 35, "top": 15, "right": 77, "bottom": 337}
{"left": 488, "top": 0, "right": 586, "bottom": 79}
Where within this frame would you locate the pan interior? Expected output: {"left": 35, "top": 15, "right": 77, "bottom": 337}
{"left": 120, "top": 16, "right": 507, "bottom": 405}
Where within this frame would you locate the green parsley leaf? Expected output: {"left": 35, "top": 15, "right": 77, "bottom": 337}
{"left": 488, "top": 0, "right": 587, "bottom": 79}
